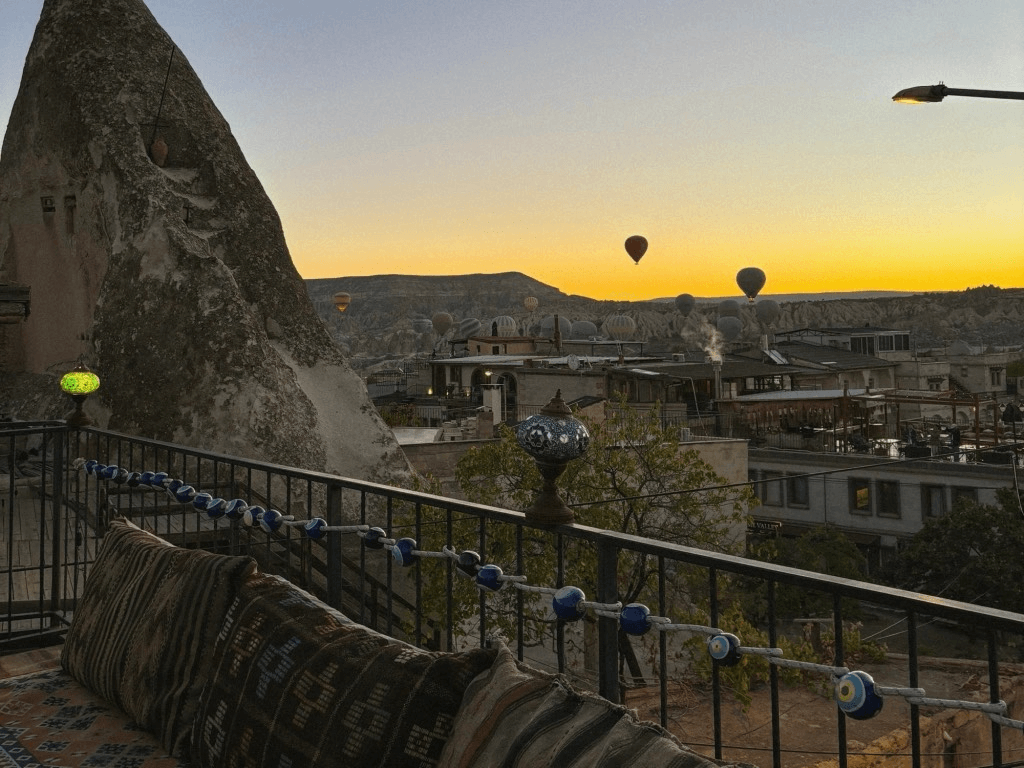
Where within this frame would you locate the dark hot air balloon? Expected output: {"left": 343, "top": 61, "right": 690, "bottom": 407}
{"left": 717, "top": 315, "right": 742, "bottom": 341}
{"left": 624, "top": 235, "right": 648, "bottom": 265}
{"left": 755, "top": 299, "right": 781, "bottom": 326}
{"left": 674, "top": 293, "right": 695, "bottom": 317}
{"left": 736, "top": 267, "right": 766, "bottom": 302}
{"left": 718, "top": 299, "right": 741, "bottom": 319}
{"left": 432, "top": 312, "right": 453, "bottom": 336}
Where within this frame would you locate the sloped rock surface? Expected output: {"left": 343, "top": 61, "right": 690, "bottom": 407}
{"left": 0, "top": 0, "right": 408, "bottom": 480}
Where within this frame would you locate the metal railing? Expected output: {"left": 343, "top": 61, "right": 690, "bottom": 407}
{"left": 3, "top": 422, "right": 1024, "bottom": 767}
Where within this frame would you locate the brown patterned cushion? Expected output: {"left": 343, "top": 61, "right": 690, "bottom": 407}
{"left": 0, "top": 667, "right": 189, "bottom": 767}
{"left": 61, "top": 517, "right": 256, "bottom": 757}
{"left": 190, "top": 572, "right": 497, "bottom": 768}
{"left": 439, "top": 642, "right": 756, "bottom": 768}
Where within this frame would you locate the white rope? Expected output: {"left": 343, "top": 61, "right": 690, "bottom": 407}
{"left": 514, "top": 583, "right": 559, "bottom": 595}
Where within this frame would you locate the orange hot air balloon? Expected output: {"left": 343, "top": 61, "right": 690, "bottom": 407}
{"left": 332, "top": 292, "right": 351, "bottom": 313}
{"left": 624, "top": 235, "right": 648, "bottom": 265}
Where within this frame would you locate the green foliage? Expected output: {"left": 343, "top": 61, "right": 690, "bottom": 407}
{"left": 745, "top": 524, "right": 868, "bottom": 620}
{"left": 894, "top": 488, "right": 1024, "bottom": 612}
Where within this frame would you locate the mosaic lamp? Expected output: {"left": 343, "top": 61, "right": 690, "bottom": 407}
{"left": 60, "top": 360, "right": 100, "bottom": 428}
{"left": 515, "top": 389, "right": 589, "bottom": 526}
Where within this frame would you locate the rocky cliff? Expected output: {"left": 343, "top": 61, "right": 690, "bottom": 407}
{"left": 0, "top": 0, "right": 408, "bottom": 481}
{"left": 309, "top": 277, "right": 1024, "bottom": 368}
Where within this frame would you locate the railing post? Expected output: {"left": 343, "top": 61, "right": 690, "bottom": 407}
{"left": 49, "top": 429, "right": 66, "bottom": 619}
{"left": 325, "top": 482, "right": 343, "bottom": 609}
{"left": 596, "top": 538, "right": 619, "bottom": 703}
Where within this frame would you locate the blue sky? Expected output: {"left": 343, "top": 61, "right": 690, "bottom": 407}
{"left": 2, "top": 0, "right": 1022, "bottom": 299}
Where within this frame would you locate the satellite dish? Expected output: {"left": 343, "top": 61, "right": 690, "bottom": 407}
{"left": 736, "top": 267, "right": 766, "bottom": 302}
{"left": 567, "top": 354, "right": 580, "bottom": 371}
{"left": 624, "top": 235, "right": 648, "bottom": 265}
{"left": 332, "top": 292, "right": 351, "bottom": 313}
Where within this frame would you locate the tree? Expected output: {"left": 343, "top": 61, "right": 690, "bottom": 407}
{"left": 894, "top": 488, "right": 1024, "bottom": 612}
{"left": 412, "top": 398, "right": 755, "bottom": 681}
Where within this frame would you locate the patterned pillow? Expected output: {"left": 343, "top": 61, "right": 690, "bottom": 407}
{"left": 190, "top": 572, "right": 497, "bottom": 768}
{"left": 61, "top": 517, "right": 257, "bottom": 757}
{"left": 438, "top": 642, "right": 756, "bottom": 768}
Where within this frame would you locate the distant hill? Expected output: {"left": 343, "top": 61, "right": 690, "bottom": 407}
{"left": 305, "top": 276, "right": 1024, "bottom": 370}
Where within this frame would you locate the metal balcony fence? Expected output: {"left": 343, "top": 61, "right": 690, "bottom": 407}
{"left": 3, "top": 421, "right": 1024, "bottom": 768}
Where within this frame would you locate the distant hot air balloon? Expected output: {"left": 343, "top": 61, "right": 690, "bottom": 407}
{"left": 717, "top": 315, "right": 743, "bottom": 341}
{"left": 736, "top": 267, "right": 766, "bottom": 302}
{"left": 432, "top": 312, "right": 453, "bottom": 336}
{"left": 604, "top": 314, "right": 637, "bottom": 341}
{"left": 674, "top": 293, "right": 695, "bottom": 317}
{"left": 457, "top": 317, "right": 482, "bottom": 338}
{"left": 718, "top": 299, "right": 741, "bottom": 319}
{"left": 412, "top": 318, "right": 433, "bottom": 334}
{"left": 490, "top": 316, "right": 518, "bottom": 337}
{"left": 539, "top": 315, "right": 572, "bottom": 338}
{"left": 624, "top": 235, "right": 648, "bottom": 265}
{"left": 754, "top": 299, "right": 781, "bottom": 326}
{"left": 524, "top": 296, "right": 539, "bottom": 312}
{"left": 571, "top": 320, "right": 599, "bottom": 339}
{"left": 332, "top": 292, "right": 351, "bottom": 313}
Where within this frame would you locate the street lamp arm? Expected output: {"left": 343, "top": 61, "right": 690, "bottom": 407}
{"left": 893, "top": 83, "right": 1024, "bottom": 103}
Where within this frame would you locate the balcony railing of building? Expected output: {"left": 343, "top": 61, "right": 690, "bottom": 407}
{"left": 4, "top": 421, "right": 1024, "bottom": 767}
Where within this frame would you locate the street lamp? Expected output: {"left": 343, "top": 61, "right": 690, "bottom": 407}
{"left": 892, "top": 83, "right": 1024, "bottom": 103}
{"left": 60, "top": 360, "right": 100, "bottom": 427}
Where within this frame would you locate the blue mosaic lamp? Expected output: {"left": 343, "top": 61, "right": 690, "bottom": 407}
{"left": 515, "top": 390, "right": 589, "bottom": 526}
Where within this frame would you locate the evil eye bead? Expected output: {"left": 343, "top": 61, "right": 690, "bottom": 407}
{"left": 112, "top": 467, "right": 131, "bottom": 485}
{"left": 363, "top": 527, "right": 387, "bottom": 549}
{"left": 244, "top": 505, "right": 266, "bottom": 527}
{"left": 391, "top": 538, "right": 417, "bottom": 567}
{"left": 223, "top": 499, "right": 248, "bottom": 520}
{"left": 836, "top": 671, "right": 884, "bottom": 720}
{"left": 173, "top": 484, "right": 197, "bottom": 504}
{"left": 620, "top": 603, "right": 652, "bottom": 636}
{"left": 166, "top": 479, "right": 183, "bottom": 497}
{"left": 304, "top": 518, "right": 328, "bottom": 540}
{"left": 552, "top": 586, "right": 587, "bottom": 621}
{"left": 126, "top": 472, "right": 142, "bottom": 487}
{"left": 152, "top": 472, "right": 169, "bottom": 488}
{"left": 192, "top": 492, "right": 212, "bottom": 511}
{"left": 476, "top": 564, "right": 504, "bottom": 593}
{"left": 455, "top": 550, "right": 481, "bottom": 578}
{"left": 100, "top": 465, "right": 118, "bottom": 480}
{"left": 205, "top": 498, "right": 227, "bottom": 518}
{"left": 139, "top": 471, "right": 155, "bottom": 486}
{"left": 707, "top": 633, "right": 743, "bottom": 667}
{"left": 84, "top": 460, "right": 100, "bottom": 475}
{"left": 259, "top": 509, "right": 285, "bottom": 533}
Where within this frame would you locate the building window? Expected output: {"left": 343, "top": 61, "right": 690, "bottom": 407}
{"left": 952, "top": 487, "right": 977, "bottom": 506}
{"left": 787, "top": 475, "right": 809, "bottom": 508}
{"left": 851, "top": 337, "right": 875, "bottom": 355}
{"left": 877, "top": 480, "right": 900, "bottom": 518}
{"left": 921, "top": 485, "right": 947, "bottom": 519}
{"left": 761, "top": 472, "right": 784, "bottom": 507}
{"left": 849, "top": 478, "right": 871, "bottom": 514}
{"left": 895, "top": 334, "right": 910, "bottom": 351}
{"left": 991, "top": 368, "right": 1003, "bottom": 386}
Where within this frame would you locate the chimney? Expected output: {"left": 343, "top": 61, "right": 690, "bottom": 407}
{"left": 712, "top": 360, "right": 723, "bottom": 401}
{"left": 553, "top": 313, "right": 562, "bottom": 353}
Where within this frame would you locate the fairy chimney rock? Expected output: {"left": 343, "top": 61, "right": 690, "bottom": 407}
{"left": 0, "top": 0, "right": 409, "bottom": 480}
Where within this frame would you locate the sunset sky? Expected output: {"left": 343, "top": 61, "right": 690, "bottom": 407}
{"left": 2, "top": 1, "right": 1022, "bottom": 301}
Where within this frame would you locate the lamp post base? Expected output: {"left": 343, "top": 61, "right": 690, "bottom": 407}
{"left": 524, "top": 460, "right": 575, "bottom": 526}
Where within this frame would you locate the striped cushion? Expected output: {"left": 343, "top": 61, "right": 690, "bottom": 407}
{"left": 61, "top": 518, "right": 256, "bottom": 757}
{"left": 190, "top": 572, "right": 497, "bottom": 768}
{"left": 439, "top": 643, "right": 754, "bottom": 768}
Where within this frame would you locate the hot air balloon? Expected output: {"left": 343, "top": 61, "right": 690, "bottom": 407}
{"left": 457, "top": 317, "right": 482, "bottom": 338}
{"left": 412, "top": 318, "right": 433, "bottom": 334}
{"left": 674, "top": 293, "right": 695, "bottom": 317}
{"left": 490, "top": 316, "right": 518, "bottom": 337}
{"left": 524, "top": 296, "right": 539, "bottom": 312}
{"left": 736, "top": 267, "right": 766, "bottom": 302}
{"left": 539, "top": 315, "right": 572, "bottom": 337}
{"left": 718, "top": 299, "right": 741, "bottom": 319}
{"left": 604, "top": 314, "right": 636, "bottom": 341}
{"left": 754, "top": 299, "right": 780, "bottom": 326}
{"left": 571, "top": 320, "right": 599, "bottom": 339}
{"left": 624, "top": 235, "right": 648, "bottom": 265}
{"left": 332, "top": 292, "right": 351, "bottom": 313}
{"left": 716, "top": 315, "right": 742, "bottom": 341}
{"left": 432, "top": 312, "right": 453, "bottom": 336}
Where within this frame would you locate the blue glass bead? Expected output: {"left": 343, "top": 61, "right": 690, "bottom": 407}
{"left": 392, "top": 538, "right": 417, "bottom": 567}
{"left": 476, "top": 564, "right": 504, "bottom": 592}
{"left": 304, "top": 518, "right": 328, "bottom": 540}
{"left": 100, "top": 465, "right": 118, "bottom": 480}
{"left": 363, "top": 527, "right": 387, "bottom": 549}
{"left": 836, "top": 671, "right": 884, "bottom": 720}
{"left": 244, "top": 505, "right": 266, "bottom": 527}
{"left": 223, "top": 499, "right": 248, "bottom": 520}
{"left": 192, "top": 493, "right": 212, "bottom": 511}
{"left": 707, "top": 633, "right": 743, "bottom": 667}
{"left": 152, "top": 472, "right": 169, "bottom": 488}
{"left": 455, "top": 550, "right": 481, "bottom": 578}
{"left": 173, "top": 485, "right": 196, "bottom": 504}
{"left": 84, "top": 460, "right": 99, "bottom": 475}
{"left": 205, "top": 498, "right": 227, "bottom": 518}
{"left": 112, "top": 467, "right": 131, "bottom": 484}
{"left": 126, "top": 472, "right": 142, "bottom": 487}
{"left": 167, "top": 478, "right": 183, "bottom": 494}
{"left": 139, "top": 471, "right": 155, "bottom": 486}
{"left": 552, "top": 586, "right": 587, "bottom": 621}
{"left": 619, "top": 603, "right": 652, "bottom": 636}
{"left": 260, "top": 509, "right": 284, "bottom": 533}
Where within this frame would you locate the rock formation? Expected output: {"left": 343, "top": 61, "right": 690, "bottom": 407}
{"left": 0, "top": 0, "right": 409, "bottom": 480}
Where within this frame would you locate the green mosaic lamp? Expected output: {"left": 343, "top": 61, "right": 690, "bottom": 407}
{"left": 60, "top": 360, "right": 100, "bottom": 427}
